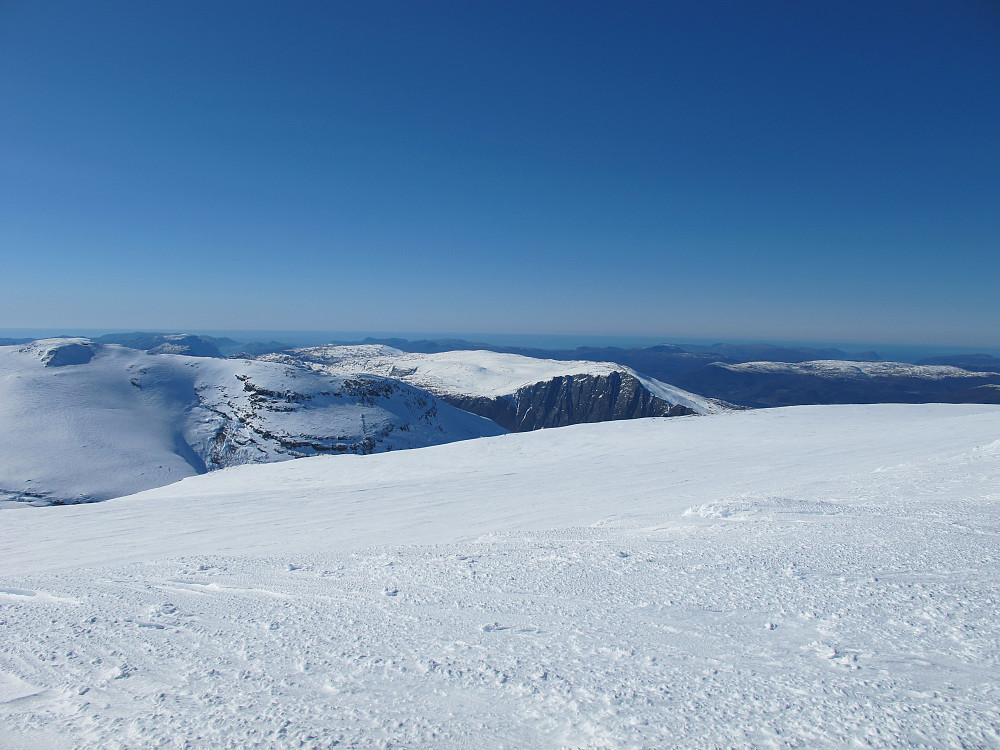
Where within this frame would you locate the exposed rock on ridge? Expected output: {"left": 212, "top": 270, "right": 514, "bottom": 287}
{"left": 440, "top": 371, "right": 695, "bottom": 432}
{"left": 262, "top": 346, "right": 719, "bottom": 432}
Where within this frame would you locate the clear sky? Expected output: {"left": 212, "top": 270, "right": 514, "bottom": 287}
{"left": 2, "top": 1, "right": 998, "bottom": 347}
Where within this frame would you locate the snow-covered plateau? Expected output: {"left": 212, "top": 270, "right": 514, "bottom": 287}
{"left": 2, "top": 403, "right": 999, "bottom": 748}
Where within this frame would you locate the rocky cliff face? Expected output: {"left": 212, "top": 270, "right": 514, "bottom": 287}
{"left": 438, "top": 372, "right": 695, "bottom": 432}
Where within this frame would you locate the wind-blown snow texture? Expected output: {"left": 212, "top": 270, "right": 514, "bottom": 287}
{"left": 1, "top": 404, "right": 998, "bottom": 748}
{"left": 0, "top": 339, "right": 503, "bottom": 506}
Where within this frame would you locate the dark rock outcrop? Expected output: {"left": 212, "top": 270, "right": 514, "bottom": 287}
{"left": 437, "top": 372, "right": 694, "bottom": 432}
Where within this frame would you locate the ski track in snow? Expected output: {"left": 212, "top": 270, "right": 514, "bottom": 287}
{"left": 1, "top": 405, "right": 999, "bottom": 748}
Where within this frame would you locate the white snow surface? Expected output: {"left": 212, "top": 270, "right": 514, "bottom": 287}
{"left": 2, "top": 404, "right": 999, "bottom": 748}
{"left": 0, "top": 339, "right": 503, "bottom": 506}
{"left": 278, "top": 345, "right": 720, "bottom": 413}
{"left": 724, "top": 359, "right": 985, "bottom": 379}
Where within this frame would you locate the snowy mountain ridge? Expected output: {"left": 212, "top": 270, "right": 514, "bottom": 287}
{"left": 0, "top": 339, "right": 727, "bottom": 506}
{"left": 263, "top": 345, "right": 725, "bottom": 430}
{"left": 277, "top": 345, "right": 715, "bottom": 408}
{"left": 0, "top": 339, "right": 503, "bottom": 506}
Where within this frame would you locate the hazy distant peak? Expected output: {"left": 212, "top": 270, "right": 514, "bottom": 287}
{"left": 724, "top": 359, "right": 984, "bottom": 380}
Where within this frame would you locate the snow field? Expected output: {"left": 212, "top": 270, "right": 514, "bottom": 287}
{"left": 1, "top": 404, "right": 999, "bottom": 748}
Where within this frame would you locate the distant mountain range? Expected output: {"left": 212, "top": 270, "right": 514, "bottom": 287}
{"left": 678, "top": 360, "right": 1000, "bottom": 408}
{"left": 0, "top": 332, "right": 1000, "bottom": 462}
{"left": 33, "top": 331, "right": 1000, "bottom": 373}
{"left": 238, "top": 335, "right": 999, "bottom": 408}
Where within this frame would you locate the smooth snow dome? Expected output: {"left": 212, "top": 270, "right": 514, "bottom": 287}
{"left": 1, "top": 404, "right": 998, "bottom": 747}
{"left": 0, "top": 339, "right": 503, "bottom": 505}
{"left": 288, "top": 345, "right": 720, "bottom": 413}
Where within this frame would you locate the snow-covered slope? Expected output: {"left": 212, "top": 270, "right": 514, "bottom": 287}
{"left": 0, "top": 339, "right": 503, "bottom": 506}
{"left": 1, "top": 404, "right": 998, "bottom": 747}
{"left": 266, "top": 345, "right": 723, "bottom": 430}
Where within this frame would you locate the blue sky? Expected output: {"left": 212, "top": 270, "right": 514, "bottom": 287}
{"left": 2, "top": 1, "right": 998, "bottom": 347}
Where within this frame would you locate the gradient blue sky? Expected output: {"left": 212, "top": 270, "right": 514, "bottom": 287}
{"left": 2, "top": 1, "right": 998, "bottom": 347}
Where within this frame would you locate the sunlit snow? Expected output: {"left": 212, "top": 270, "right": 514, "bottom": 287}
{"left": 1, "top": 404, "right": 998, "bottom": 748}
